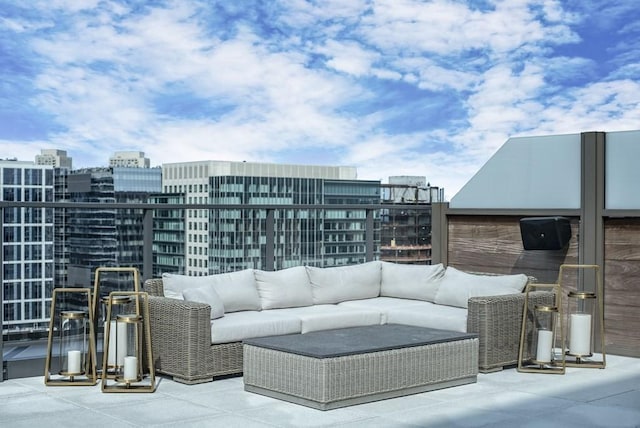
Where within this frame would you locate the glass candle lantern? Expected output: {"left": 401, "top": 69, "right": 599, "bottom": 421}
{"left": 101, "top": 295, "right": 133, "bottom": 377}
{"left": 101, "top": 291, "right": 155, "bottom": 393}
{"left": 59, "top": 311, "right": 88, "bottom": 378}
{"left": 560, "top": 264, "right": 606, "bottom": 368}
{"left": 565, "top": 292, "right": 606, "bottom": 367}
{"left": 532, "top": 305, "right": 562, "bottom": 366}
{"left": 45, "top": 288, "right": 97, "bottom": 386}
{"left": 518, "top": 283, "right": 565, "bottom": 374}
{"left": 115, "top": 313, "right": 143, "bottom": 384}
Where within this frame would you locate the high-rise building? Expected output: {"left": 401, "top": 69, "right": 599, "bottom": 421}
{"left": 109, "top": 151, "right": 150, "bottom": 168}
{"left": 150, "top": 193, "right": 185, "bottom": 277}
{"left": 65, "top": 166, "right": 161, "bottom": 286}
{"left": 380, "top": 176, "right": 444, "bottom": 264}
{"left": 1, "top": 160, "right": 54, "bottom": 335}
{"left": 161, "top": 161, "right": 380, "bottom": 274}
{"left": 35, "top": 149, "right": 73, "bottom": 169}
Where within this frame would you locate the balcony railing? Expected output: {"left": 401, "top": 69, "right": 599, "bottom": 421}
{"left": 1, "top": 200, "right": 433, "bottom": 380}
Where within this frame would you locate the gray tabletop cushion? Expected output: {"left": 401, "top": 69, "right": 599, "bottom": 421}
{"left": 243, "top": 324, "right": 478, "bottom": 358}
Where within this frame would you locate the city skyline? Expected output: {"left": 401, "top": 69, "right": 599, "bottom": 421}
{"left": 1, "top": 0, "right": 639, "bottom": 199}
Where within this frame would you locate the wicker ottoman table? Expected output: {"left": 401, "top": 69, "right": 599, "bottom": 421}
{"left": 243, "top": 324, "right": 478, "bottom": 410}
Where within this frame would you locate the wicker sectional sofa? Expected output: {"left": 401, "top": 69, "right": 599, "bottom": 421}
{"left": 144, "top": 261, "right": 548, "bottom": 384}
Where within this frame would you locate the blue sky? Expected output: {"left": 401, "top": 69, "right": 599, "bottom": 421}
{"left": 1, "top": 0, "right": 639, "bottom": 198}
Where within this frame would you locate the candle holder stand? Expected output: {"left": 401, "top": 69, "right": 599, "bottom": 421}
{"left": 101, "top": 291, "right": 155, "bottom": 392}
{"left": 560, "top": 264, "right": 606, "bottom": 368}
{"left": 517, "top": 282, "right": 565, "bottom": 374}
{"left": 45, "top": 288, "right": 97, "bottom": 386}
{"left": 92, "top": 267, "right": 141, "bottom": 375}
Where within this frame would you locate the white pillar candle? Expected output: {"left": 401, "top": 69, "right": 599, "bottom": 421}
{"left": 106, "top": 321, "right": 116, "bottom": 366}
{"left": 536, "top": 329, "right": 553, "bottom": 363}
{"left": 116, "top": 322, "right": 128, "bottom": 366}
{"left": 123, "top": 356, "right": 138, "bottom": 381}
{"left": 105, "top": 321, "right": 128, "bottom": 366}
{"left": 570, "top": 313, "right": 592, "bottom": 355}
{"left": 68, "top": 350, "right": 82, "bottom": 374}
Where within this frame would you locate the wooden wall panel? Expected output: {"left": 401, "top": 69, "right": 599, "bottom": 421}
{"left": 447, "top": 216, "right": 579, "bottom": 283}
{"left": 604, "top": 219, "right": 640, "bottom": 357}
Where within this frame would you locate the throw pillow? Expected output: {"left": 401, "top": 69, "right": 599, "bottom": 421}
{"left": 182, "top": 285, "right": 225, "bottom": 319}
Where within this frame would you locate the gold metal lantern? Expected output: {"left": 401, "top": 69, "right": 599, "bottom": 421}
{"left": 101, "top": 291, "right": 155, "bottom": 392}
{"left": 45, "top": 288, "right": 97, "bottom": 386}
{"left": 517, "top": 282, "right": 565, "bottom": 374}
{"left": 92, "top": 267, "right": 141, "bottom": 376}
{"left": 560, "top": 264, "right": 606, "bottom": 368}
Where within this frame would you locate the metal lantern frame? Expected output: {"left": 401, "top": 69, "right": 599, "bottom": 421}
{"left": 101, "top": 291, "right": 155, "bottom": 393}
{"left": 92, "top": 267, "right": 141, "bottom": 374}
{"left": 45, "top": 288, "right": 98, "bottom": 386}
{"left": 517, "top": 282, "right": 566, "bottom": 374}
{"left": 559, "top": 264, "right": 606, "bottom": 369}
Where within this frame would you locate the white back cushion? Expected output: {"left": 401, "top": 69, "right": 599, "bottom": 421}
{"left": 209, "top": 269, "right": 261, "bottom": 312}
{"left": 161, "top": 273, "right": 214, "bottom": 299}
{"left": 306, "top": 261, "right": 382, "bottom": 304}
{"left": 182, "top": 286, "right": 225, "bottom": 319}
{"left": 163, "top": 269, "right": 260, "bottom": 312}
{"left": 434, "top": 266, "right": 528, "bottom": 309}
{"left": 254, "top": 266, "right": 314, "bottom": 310}
{"left": 380, "top": 262, "right": 445, "bottom": 302}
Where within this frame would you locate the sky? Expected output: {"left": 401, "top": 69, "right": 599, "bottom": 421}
{"left": 1, "top": 0, "right": 639, "bottom": 199}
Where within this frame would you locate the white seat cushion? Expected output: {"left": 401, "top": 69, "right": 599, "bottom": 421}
{"left": 254, "top": 266, "right": 314, "bottom": 310}
{"left": 386, "top": 302, "right": 468, "bottom": 333}
{"left": 434, "top": 266, "right": 528, "bottom": 309}
{"left": 306, "top": 261, "right": 382, "bottom": 304}
{"left": 338, "top": 297, "right": 426, "bottom": 323}
{"left": 267, "top": 305, "right": 383, "bottom": 334}
{"left": 210, "top": 311, "right": 301, "bottom": 344}
{"left": 380, "top": 262, "right": 445, "bottom": 302}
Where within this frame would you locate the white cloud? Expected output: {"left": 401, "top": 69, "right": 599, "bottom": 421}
{"left": 320, "top": 40, "right": 380, "bottom": 77}
{"left": 2, "top": 0, "right": 639, "bottom": 199}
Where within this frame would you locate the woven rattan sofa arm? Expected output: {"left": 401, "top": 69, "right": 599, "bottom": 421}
{"left": 147, "top": 295, "right": 216, "bottom": 383}
{"left": 144, "top": 278, "right": 164, "bottom": 297}
{"left": 468, "top": 290, "right": 555, "bottom": 372}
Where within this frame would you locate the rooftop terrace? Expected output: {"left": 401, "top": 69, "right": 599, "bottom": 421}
{"left": 2, "top": 354, "right": 639, "bottom": 427}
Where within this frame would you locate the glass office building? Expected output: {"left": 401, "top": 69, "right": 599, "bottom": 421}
{"left": 1, "top": 161, "right": 55, "bottom": 335}
{"left": 208, "top": 176, "right": 381, "bottom": 273}
{"left": 150, "top": 193, "right": 185, "bottom": 277}
{"left": 162, "top": 161, "right": 381, "bottom": 275}
{"left": 66, "top": 167, "right": 162, "bottom": 286}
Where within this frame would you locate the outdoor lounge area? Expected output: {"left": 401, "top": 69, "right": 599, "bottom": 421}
{"left": 2, "top": 130, "right": 640, "bottom": 426}
{"left": 1, "top": 354, "right": 639, "bottom": 427}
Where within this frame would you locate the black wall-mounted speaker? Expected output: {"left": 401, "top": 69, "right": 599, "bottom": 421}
{"left": 519, "top": 216, "right": 572, "bottom": 250}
